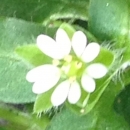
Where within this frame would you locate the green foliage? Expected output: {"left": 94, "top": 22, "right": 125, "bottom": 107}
{"left": 0, "top": 0, "right": 89, "bottom": 22}
{"left": 89, "top": 0, "right": 128, "bottom": 42}
{"left": 89, "top": 0, "right": 130, "bottom": 62}
{"left": 0, "top": 18, "right": 56, "bottom": 103}
{"left": 34, "top": 88, "right": 55, "bottom": 114}
{"left": 1, "top": 0, "right": 130, "bottom": 129}
{"left": 16, "top": 45, "right": 52, "bottom": 67}
{"left": 116, "top": 91, "right": 130, "bottom": 125}
{"left": 93, "top": 47, "right": 115, "bottom": 67}
{"left": 0, "top": 103, "right": 50, "bottom": 130}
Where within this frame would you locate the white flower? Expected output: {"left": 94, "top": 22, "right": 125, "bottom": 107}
{"left": 26, "top": 29, "right": 108, "bottom": 106}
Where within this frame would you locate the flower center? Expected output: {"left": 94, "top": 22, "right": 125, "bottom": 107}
{"left": 52, "top": 55, "right": 86, "bottom": 79}
{"left": 61, "top": 55, "right": 85, "bottom": 78}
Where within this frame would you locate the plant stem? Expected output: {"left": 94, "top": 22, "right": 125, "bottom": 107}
{"left": 0, "top": 104, "right": 50, "bottom": 130}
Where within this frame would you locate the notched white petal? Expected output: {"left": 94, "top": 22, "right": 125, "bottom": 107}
{"left": 32, "top": 82, "right": 45, "bottom": 94}
{"left": 37, "top": 34, "right": 59, "bottom": 59}
{"left": 81, "top": 42, "right": 100, "bottom": 63}
{"left": 30, "top": 65, "right": 61, "bottom": 94}
{"left": 26, "top": 64, "right": 60, "bottom": 82}
{"left": 32, "top": 80, "right": 55, "bottom": 94}
{"left": 81, "top": 74, "right": 95, "bottom": 93}
{"left": 51, "top": 80, "right": 70, "bottom": 106}
{"left": 68, "top": 81, "right": 81, "bottom": 104}
{"left": 87, "top": 63, "right": 108, "bottom": 79}
{"left": 55, "top": 29, "right": 71, "bottom": 59}
{"left": 121, "top": 61, "right": 130, "bottom": 70}
{"left": 26, "top": 65, "right": 44, "bottom": 82}
{"left": 72, "top": 31, "right": 87, "bottom": 57}
{"left": 32, "top": 73, "right": 60, "bottom": 94}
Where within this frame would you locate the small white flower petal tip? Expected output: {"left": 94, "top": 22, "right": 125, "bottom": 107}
{"left": 81, "top": 74, "right": 96, "bottom": 93}
{"left": 55, "top": 28, "right": 71, "bottom": 58}
{"left": 26, "top": 65, "right": 61, "bottom": 94}
{"left": 51, "top": 80, "right": 70, "bottom": 106}
{"left": 87, "top": 63, "right": 108, "bottom": 79}
{"left": 36, "top": 29, "right": 71, "bottom": 59}
{"left": 81, "top": 42, "right": 100, "bottom": 63}
{"left": 36, "top": 34, "right": 58, "bottom": 59}
{"left": 72, "top": 31, "right": 87, "bottom": 57}
{"left": 121, "top": 61, "right": 130, "bottom": 70}
{"left": 68, "top": 81, "right": 81, "bottom": 104}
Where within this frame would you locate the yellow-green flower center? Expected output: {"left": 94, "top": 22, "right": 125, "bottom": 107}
{"left": 61, "top": 55, "right": 86, "bottom": 78}
{"left": 52, "top": 55, "right": 86, "bottom": 79}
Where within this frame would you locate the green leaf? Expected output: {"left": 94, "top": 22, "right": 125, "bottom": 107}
{"left": 89, "top": 0, "right": 130, "bottom": 62}
{"left": 0, "top": 18, "right": 56, "bottom": 103}
{"left": 0, "top": 0, "right": 89, "bottom": 22}
{"left": 89, "top": 0, "right": 128, "bottom": 43}
{"left": 16, "top": 45, "right": 52, "bottom": 67}
{"left": 114, "top": 68, "right": 130, "bottom": 125}
{"left": 0, "top": 57, "right": 36, "bottom": 103}
{"left": 0, "top": 103, "right": 50, "bottom": 130}
{"left": 114, "top": 84, "right": 130, "bottom": 123}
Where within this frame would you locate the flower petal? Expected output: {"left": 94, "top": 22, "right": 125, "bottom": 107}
{"left": 37, "top": 34, "right": 63, "bottom": 59}
{"left": 32, "top": 80, "right": 54, "bottom": 94}
{"left": 51, "top": 80, "right": 70, "bottom": 106}
{"left": 81, "top": 42, "right": 100, "bottom": 63}
{"left": 121, "top": 61, "right": 130, "bottom": 70}
{"left": 28, "top": 65, "right": 60, "bottom": 94}
{"left": 68, "top": 81, "right": 81, "bottom": 104}
{"left": 55, "top": 29, "right": 71, "bottom": 58}
{"left": 26, "top": 64, "right": 60, "bottom": 82}
{"left": 72, "top": 31, "right": 87, "bottom": 57}
{"left": 81, "top": 74, "right": 95, "bottom": 93}
{"left": 86, "top": 63, "right": 108, "bottom": 79}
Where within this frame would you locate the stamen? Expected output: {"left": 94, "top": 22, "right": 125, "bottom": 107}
{"left": 52, "top": 59, "right": 60, "bottom": 66}
{"left": 69, "top": 76, "right": 76, "bottom": 83}
{"left": 75, "top": 61, "right": 82, "bottom": 69}
{"left": 64, "top": 55, "right": 72, "bottom": 63}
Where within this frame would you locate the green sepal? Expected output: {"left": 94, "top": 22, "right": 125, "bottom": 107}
{"left": 92, "top": 47, "right": 115, "bottom": 67}
{"left": 33, "top": 87, "right": 55, "bottom": 114}
{"left": 15, "top": 45, "right": 52, "bottom": 67}
{"left": 82, "top": 76, "right": 111, "bottom": 114}
{"left": 66, "top": 76, "right": 111, "bottom": 115}
{"left": 60, "top": 23, "right": 76, "bottom": 39}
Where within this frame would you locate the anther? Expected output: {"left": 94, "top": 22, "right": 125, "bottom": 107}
{"left": 64, "top": 55, "right": 72, "bottom": 63}
{"left": 52, "top": 59, "right": 60, "bottom": 66}
{"left": 75, "top": 61, "right": 82, "bottom": 69}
